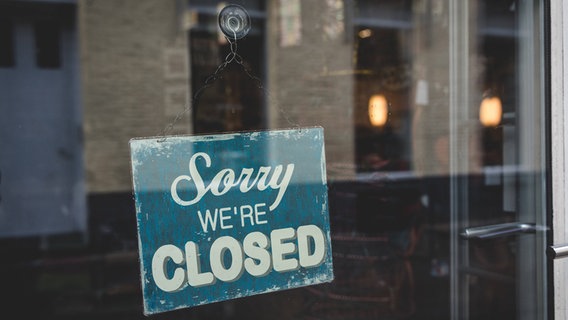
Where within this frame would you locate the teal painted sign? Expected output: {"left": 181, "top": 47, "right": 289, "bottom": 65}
{"left": 130, "top": 127, "right": 334, "bottom": 315}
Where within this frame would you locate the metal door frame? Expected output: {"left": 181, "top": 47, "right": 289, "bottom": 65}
{"left": 550, "top": 1, "right": 568, "bottom": 319}
{"left": 450, "top": 1, "right": 549, "bottom": 319}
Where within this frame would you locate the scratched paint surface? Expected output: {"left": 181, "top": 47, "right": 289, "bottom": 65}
{"left": 130, "top": 127, "right": 333, "bottom": 315}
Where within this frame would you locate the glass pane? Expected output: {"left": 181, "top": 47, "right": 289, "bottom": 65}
{"left": 0, "top": 0, "right": 548, "bottom": 319}
{"left": 458, "top": 1, "right": 548, "bottom": 319}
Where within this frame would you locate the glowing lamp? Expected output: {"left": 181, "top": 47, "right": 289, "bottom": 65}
{"left": 358, "top": 29, "right": 372, "bottom": 39}
{"left": 479, "top": 96, "right": 502, "bottom": 127}
{"left": 368, "top": 94, "right": 388, "bottom": 127}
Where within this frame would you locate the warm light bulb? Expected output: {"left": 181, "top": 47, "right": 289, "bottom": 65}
{"left": 479, "top": 96, "right": 502, "bottom": 127}
{"left": 368, "top": 94, "right": 388, "bottom": 127}
{"left": 358, "top": 29, "right": 372, "bottom": 39}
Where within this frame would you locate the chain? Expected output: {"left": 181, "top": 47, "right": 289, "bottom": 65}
{"left": 158, "top": 30, "right": 298, "bottom": 142}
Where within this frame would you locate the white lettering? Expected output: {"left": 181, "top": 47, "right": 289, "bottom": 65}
{"left": 150, "top": 225, "right": 327, "bottom": 291}
{"left": 240, "top": 205, "right": 254, "bottom": 227}
{"left": 185, "top": 242, "right": 215, "bottom": 287}
{"left": 297, "top": 225, "right": 326, "bottom": 268}
{"left": 171, "top": 152, "right": 294, "bottom": 211}
{"left": 197, "top": 209, "right": 218, "bottom": 232}
{"left": 243, "top": 232, "right": 271, "bottom": 277}
{"left": 151, "top": 244, "right": 186, "bottom": 292}
{"left": 210, "top": 236, "right": 244, "bottom": 282}
{"left": 219, "top": 207, "right": 233, "bottom": 230}
{"left": 170, "top": 153, "right": 210, "bottom": 206}
{"left": 254, "top": 203, "right": 268, "bottom": 225}
{"left": 238, "top": 168, "right": 257, "bottom": 192}
{"left": 271, "top": 228, "right": 299, "bottom": 272}
{"left": 210, "top": 169, "right": 236, "bottom": 196}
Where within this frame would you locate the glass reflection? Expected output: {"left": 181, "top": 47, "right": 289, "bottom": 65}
{"left": 0, "top": 0, "right": 548, "bottom": 319}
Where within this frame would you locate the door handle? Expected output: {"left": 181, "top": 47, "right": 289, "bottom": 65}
{"left": 461, "top": 222, "right": 537, "bottom": 240}
{"left": 548, "top": 244, "right": 568, "bottom": 259}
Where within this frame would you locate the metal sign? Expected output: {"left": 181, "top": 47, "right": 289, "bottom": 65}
{"left": 130, "top": 127, "right": 333, "bottom": 315}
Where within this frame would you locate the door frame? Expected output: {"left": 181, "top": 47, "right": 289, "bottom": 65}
{"left": 449, "top": 1, "right": 550, "bottom": 319}
{"left": 550, "top": 1, "right": 568, "bottom": 319}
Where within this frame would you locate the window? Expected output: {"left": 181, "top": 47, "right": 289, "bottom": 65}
{"left": 0, "top": 19, "right": 15, "bottom": 67}
{"left": 34, "top": 20, "right": 61, "bottom": 69}
{"left": 0, "top": 1, "right": 554, "bottom": 319}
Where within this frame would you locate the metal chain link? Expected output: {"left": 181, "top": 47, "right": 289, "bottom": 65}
{"left": 158, "top": 31, "right": 298, "bottom": 142}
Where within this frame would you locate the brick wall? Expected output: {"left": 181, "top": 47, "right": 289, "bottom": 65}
{"left": 267, "top": 0, "right": 356, "bottom": 180}
{"left": 79, "top": 0, "right": 190, "bottom": 192}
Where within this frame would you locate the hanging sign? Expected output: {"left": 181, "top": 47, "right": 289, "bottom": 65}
{"left": 130, "top": 127, "right": 334, "bottom": 315}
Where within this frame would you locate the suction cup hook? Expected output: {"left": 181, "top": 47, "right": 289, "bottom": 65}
{"left": 218, "top": 4, "right": 251, "bottom": 40}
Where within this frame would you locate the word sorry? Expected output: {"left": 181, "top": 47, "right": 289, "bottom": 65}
{"left": 151, "top": 225, "right": 326, "bottom": 292}
{"left": 171, "top": 152, "right": 295, "bottom": 211}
